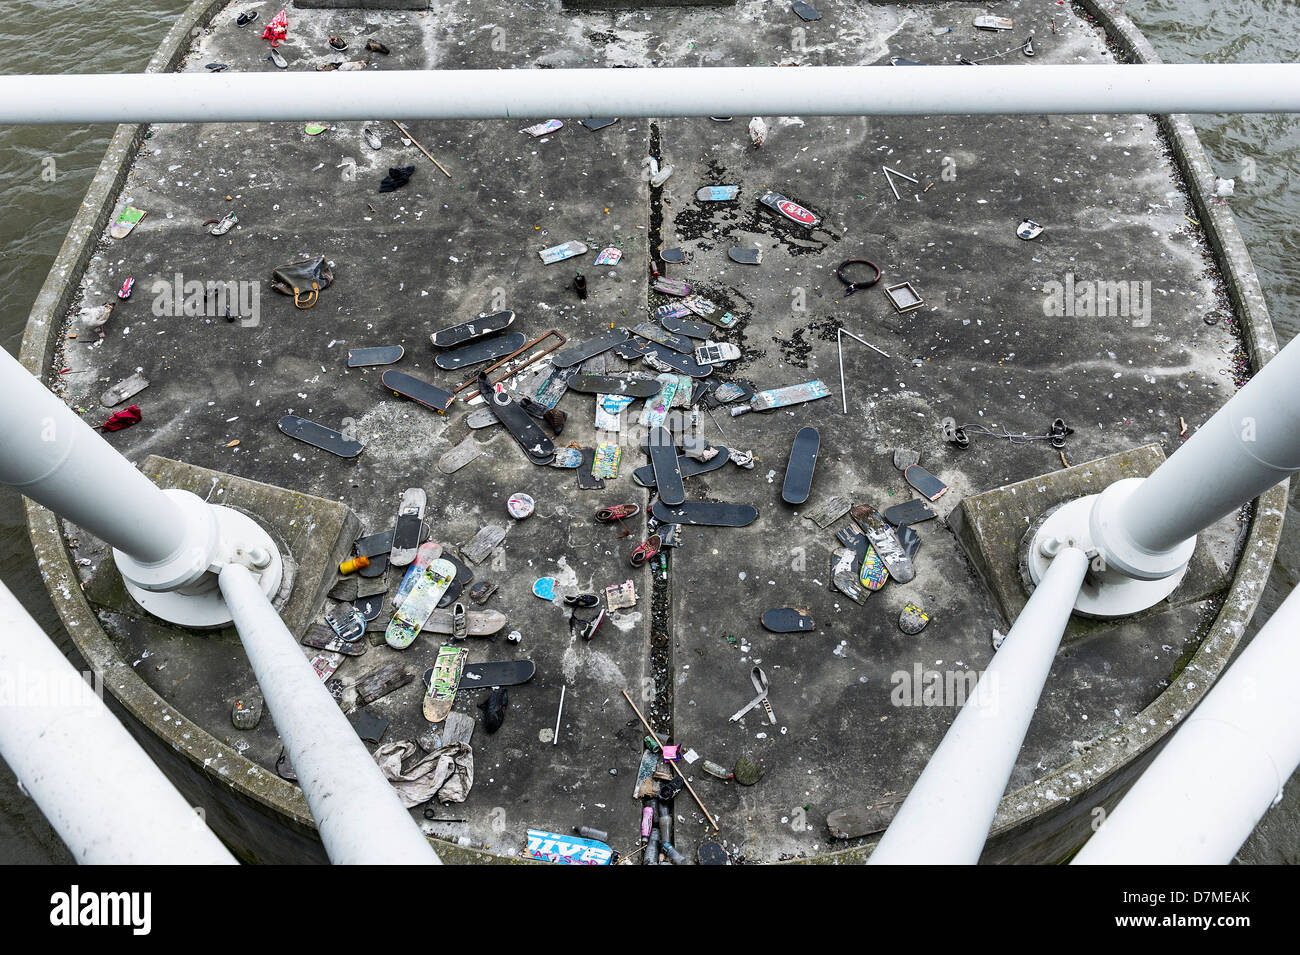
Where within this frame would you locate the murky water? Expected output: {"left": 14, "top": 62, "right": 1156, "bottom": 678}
{"left": 0, "top": 0, "right": 1295, "bottom": 862}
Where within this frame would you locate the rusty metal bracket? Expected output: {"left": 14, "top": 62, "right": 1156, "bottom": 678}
{"left": 452, "top": 329, "right": 566, "bottom": 401}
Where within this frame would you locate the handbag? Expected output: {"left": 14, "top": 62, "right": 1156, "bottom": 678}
{"left": 270, "top": 256, "right": 333, "bottom": 309}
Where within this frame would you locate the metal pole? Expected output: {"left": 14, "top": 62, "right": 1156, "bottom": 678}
{"left": 217, "top": 563, "right": 440, "bottom": 864}
{"left": 0, "top": 578, "right": 236, "bottom": 864}
{"left": 1, "top": 65, "right": 1300, "bottom": 125}
{"left": 869, "top": 546, "right": 1090, "bottom": 864}
{"left": 1073, "top": 584, "right": 1300, "bottom": 864}
{"left": 0, "top": 345, "right": 189, "bottom": 565}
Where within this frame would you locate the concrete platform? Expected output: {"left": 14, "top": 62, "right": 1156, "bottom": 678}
{"left": 24, "top": 0, "right": 1281, "bottom": 863}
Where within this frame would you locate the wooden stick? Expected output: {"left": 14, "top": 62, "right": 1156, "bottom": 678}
{"left": 393, "top": 120, "right": 452, "bottom": 178}
{"left": 621, "top": 689, "right": 718, "bottom": 831}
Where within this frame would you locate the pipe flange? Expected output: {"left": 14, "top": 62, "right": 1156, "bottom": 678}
{"left": 1088, "top": 479, "right": 1196, "bottom": 582}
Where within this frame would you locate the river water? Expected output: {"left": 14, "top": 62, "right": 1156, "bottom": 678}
{"left": 0, "top": 0, "right": 1296, "bottom": 862}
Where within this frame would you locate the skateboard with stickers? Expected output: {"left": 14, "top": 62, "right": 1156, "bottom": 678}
{"left": 278, "top": 415, "right": 363, "bottom": 458}
{"left": 782, "top": 427, "right": 820, "bottom": 505}
{"left": 385, "top": 557, "right": 457, "bottom": 649}
{"left": 434, "top": 332, "right": 527, "bottom": 370}
{"left": 431, "top": 310, "right": 515, "bottom": 348}
{"left": 479, "top": 372, "right": 555, "bottom": 464}
{"left": 422, "top": 645, "right": 469, "bottom": 722}
{"left": 748, "top": 380, "right": 831, "bottom": 412}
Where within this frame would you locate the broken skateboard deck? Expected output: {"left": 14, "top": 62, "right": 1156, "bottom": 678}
{"left": 420, "top": 607, "right": 507, "bottom": 636}
{"left": 278, "top": 415, "right": 363, "bottom": 458}
{"left": 762, "top": 607, "right": 815, "bottom": 633}
{"left": 423, "top": 658, "right": 535, "bottom": 690}
{"left": 899, "top": 602, "right": 930, "bottom": 635}
{"left": 479, "top": 373, "right": 555, "bottom": 464}
{"left": 632, "top": 446, "right": 730, "bottom": 487}
{"left": 391, "top": 487, "right": 426, "bottom": 567}
{"left": 551, "top": 447, "right": 582, "bottom": 469}
{"left": 385, "top": 557, "right": 456, "bottom": 649}
{"left": 101, "top": 373, "right": 149, "bottom": 407}
{"left": 631, "top": 322, "right": 694, "bottom": 354}
{"left": 347, "top": 345, "right": 404, "bottom": 367}
{"left": 302, "top": 623, "right": 368, "bottom": 656}
{"left": 831, "top": 549, "right": 870, "bottom": 605}
{"left": 550, "top": 329, "right": 629, "bottom": 368}
{"left": 750, "top": 380, "right": 831, "bottom": 412}
{"left": 431, "top": 310, "right": 515, "bottom": 348}
{"left": 651, "top": 500, "right": 758, "bottom": 527}
{"left": 904, "top": 464, "right": 949, "bottom": 502}
{"left": 884, "top": 499, "right": 937, "bottom": 526}
{"left": 660, "top": 313, "right": 714, "bottom": 340}
{"left": 381, "top": 370, "right": 455, "bottom": 414}
{"left": 422, "top": 645, "right": 469, "bottom": 722}
{"left": 109, "top": 205, "right": 146, "bottom": 239}
{"left": 781, "top": 426, "right": 820, "bottom": 505}
{"left": 567, "top": 374, "right": 661, "bottom": 398}
{"left": 465, "top": 407, "right": 499, "bottom": 429}
{"left": 434, "top": 332, "right": 527, "bottom": 370}
{"left": 852, "top": 504, "right": 915, "bottom": 583}
{"left": 437, "top": 436, "right": 483, "bottom": 474}
{"left": 647, "top": 427, "right": 685, "bottom": 506}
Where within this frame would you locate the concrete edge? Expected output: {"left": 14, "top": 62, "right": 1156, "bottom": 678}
{"left": 17, "top": 0, "right": 1287, "bottom": 865}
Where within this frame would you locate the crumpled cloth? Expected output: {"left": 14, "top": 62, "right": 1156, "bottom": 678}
{"left": 379, "top": 165, "right": 416, "bottom": 193}
{"left": 100, "top": 405, "right": 142, "bottom": 432}
{"left": 373, "top": 740, "right": 473, "bottom": 808}
{"left": 262, "top": 9, "right": 288, "bottom": 47}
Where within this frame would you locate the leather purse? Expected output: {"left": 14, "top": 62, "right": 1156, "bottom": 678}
{"left": 270, "top": 256, "right": 333, "bottom": 309}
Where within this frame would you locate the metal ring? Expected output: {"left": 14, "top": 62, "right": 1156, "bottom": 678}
{"left": 836, "top": 258, "right": 882, "bottom": 296}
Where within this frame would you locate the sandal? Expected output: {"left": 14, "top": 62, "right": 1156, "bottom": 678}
{"left": 630, "top": 535, "right": 662, "bottom": 567}
{"left": 596, "top": 504, "right": 640, "bottom": 523}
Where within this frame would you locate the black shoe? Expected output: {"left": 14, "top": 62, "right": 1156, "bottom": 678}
{"left": 236, "top": 11, "right": 258, "bottom": 27}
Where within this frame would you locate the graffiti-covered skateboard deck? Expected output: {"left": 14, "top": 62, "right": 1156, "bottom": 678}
{"left": 431, "top": 310, "right": 515, "bottom": 348}
{"left": 651, "top": 500, "right": 758, "bottom": 527}
{"left": 647, "top": 427, "right": 685, "bottom": 506}
{"left": 278, "top": 415, "right": 363, "bottom": 458}
{"left": 781, "top": 426, "right": 820, "bottom": 505}
{"left": 386, "top": 558, "right": 456, "bottom": 649}
{"left": 434, "top": 332, "right": 527, "bottom": 370}
{"left": 422, "top": 645, "right": 468, "bottom": 722}
{"left": 851, "top": 504, "right": 915, "bottom": 583}
{"left": 750, "top": 380, "right": 831, "bottom": 412}
{"left": 381, "top": 370, "right": 455, "bottom": 414}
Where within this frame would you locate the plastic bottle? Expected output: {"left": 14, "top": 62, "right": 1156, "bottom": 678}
{"left": 702, "top": 760, "right": 733, "bottom": 781}
{"left": 575, "top": 826, "right": 609, "bottom": 842}
{"left": 338, "top": 555, "right": 370, "bottom": 575}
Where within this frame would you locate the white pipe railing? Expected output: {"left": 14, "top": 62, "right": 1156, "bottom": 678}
{"left": 0, "top": 577, "right": 236, "bottom": 864}
{"left": 0, "top": 64, "right": 1299, "bottom": 126}
{"left": 218, "top": 563, "right": 440, "bottom": 865}
{"left": 869, "top": 547, "right": 1090, "bottom": 864}
{"left": 1073, "top": 583, "right": 1300, "bottom": 864}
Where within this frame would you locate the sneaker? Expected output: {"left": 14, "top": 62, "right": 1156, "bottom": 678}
{"left": 329, "top": 36, "right": 348, "bottom": 51}
{"left": 630, "top": 535, "right": 662, "bottom": 567}
{"left": 236, "top": 11, "right": 258, "bottom": 27}
{"left": 596, "top": 504, "right": 640, "bottom": 523}
{"left": 452, "top": 602, "right": 468, "bottom": 640}
{"left": 268, "top": 48, "right": 288, "bottom": 69}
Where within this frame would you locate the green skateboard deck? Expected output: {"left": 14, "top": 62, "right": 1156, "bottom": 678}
{"left": 386, "top": 558, "right": 456, "bottom": 649}
{"left": 423, "top": 645, "right": 469, "bottom": 722}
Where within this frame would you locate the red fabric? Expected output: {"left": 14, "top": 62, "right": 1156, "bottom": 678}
{"left": 262, "top": 8, "right": 288, "bottom": 47}
{"left": 100, "top": 405, "right": 141, "bottom": 432}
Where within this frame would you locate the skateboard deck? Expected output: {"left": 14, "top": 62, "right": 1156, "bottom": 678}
{"left": 577, "top": 447, "right": 605, "bottom": 489}
{"left": 651, "top": 500, "right": 758, "bottom": 527}
{"left": 884, "top": 499, "right": 937, "bottom": 526}
{"left": 465, "top": 407, "right": 499, "bottom": 429}
{"left": 631, "top": 322, "right": 693, "bottom": 354}
{"left": 109, "top": 206, "right": 146, "bottom": 239}
{"left": 461, "top": 524, "right": 507, "bottom": 565}
{"left": 851, "top": 504, "right": 914, "bottom": 583}
{"left": 729, "top": 247, "right": 762, "bottom": 265}
{"left": 581, "top": 117, "right": 619, "bottom": 131}
{"left": 647, "top": 428, "right": 685, "bottom": 506}
{"left": 438, "top": 436, "right": 483, "bottom": 474}
{"left": 310, "top": 651, "right": 344, "bottom": 682}
{"left": 859, "top": 545, "right": 889, "bottom": 591}
{"left": 831, "top": 549, "right": 870, "bottom": 605}
{"left": 420, "top": 608, "right": 507, "bottom": 636}
{"left": 899, "top": 602, "right": 930, "bottom": 635}
{"left": 538, "top": 240, "right": 587, "bottom": 264}
{"left": 681, "top": 294, "right": 741, "bottom": 330}
{"left": 750, "top": 380, "right": 831, "bottom": 412}
{"left": 359, "top": 554, "right": 389, "bottom": 577}
{"left": 762, "top": 607, "right": 815, "bottom": 633}
{"left": 531, "top": 366, "right": 577, "bottom": 410}
{"left": 758, "top": 190, "right": 821, "bottom": 229}
{"left": 101, "top": 373, "right": 149, "bottom": 407}
{"left": 278, "top": 415, "right": 363, "bottom": 458}
{"left": 356, "top": 593, "right": 384, "bottom": 621}
{"left": 551, "top": 329, "right": 629, "bottom": 368}
{"left": 434, "top": 332, "right": 527, "bottom": 370}
{"left": 437, "top": 553, "right": 474, "bottom": 609}
{"left": 347, "top": 345, "right": 404, "bottom": 367}
{"left": 394, "top": 543, "right": 445, "bottom": 610}
{"left": 632, "top": 446, "right": 730, "bottom": 487}
{"left": 385, "top": 557, "right": 456, "bottom": 649}
{"left": 551, "top": 447, "right": 582, "bottom": 468}
{"left": 302, "top": 623, "right": 368, "bottom": 656}
{"left": 391, "top": 488, "right": 426, "bottom": 567}
{"left": 381, "top": 370, "right": 455, "bottom": 414}
{"left": 904, "top": 464, "right": 949, "bottom": 502}
{"left": 697, "top": 185, "right": 740, "bottom": 201}
{"left": 660, "top": 314, "right": 714, "bottom": 339}
{"left": 423, "top": 658, "right": 535, "bottom": 690}
{"left": 479, "top": 373, "right": 555, "bottom": 464}
{"left": 355, "top": 529, "right": 395, "bottom": 558}
{"left": 567, "top": 374, "right": 661, "bottom": 398}
{"left": 782, "top": 427, "right": 820, "bottom": 505}
{"left": 615, "top": 338, "right": 713, "bottom": 377}
{"left": 431, "top": 310, "right": 515, "bottom": 348}
{"left": 422, "top": 645, "right": 468, "bottom": 722}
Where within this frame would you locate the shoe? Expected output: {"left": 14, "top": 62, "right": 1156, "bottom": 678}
{"left": 366, "top": 39, "right": 391, "bottom": 55}
{"left": 329, "top": 36, "right": 348, "bottom": 51}
{"left": 236, "top": 11, "right": 258, "bottom": 27}
{"left": 452, "top": 602, "right": 468, "bottom": 640}
{"left": 363, "top": 127, "right": 382, "bottom": 149}
{"left": 563, "top": 593, "right": 600, "bottom": 608}
{"left": 630, "top": 535, "right": 662, "bottom": 567}
{"left": 596, "top": 504, "right": 640, "bottom": 523}
{"left": 543, "top": 408, "right": 566, "bottom": 436}
{"left": 268, "top": 49, "right": 287, "bottom": 69}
